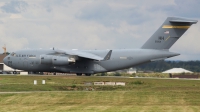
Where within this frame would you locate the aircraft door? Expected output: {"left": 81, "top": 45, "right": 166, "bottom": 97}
{"left": 8, "top": 61, "right": 12, "bottom": 67}
{"left": 23, "top": 58, "right": 29, "bottom": 69}
{"left": 7, "top": 57, "right": 12, "bottom": 67}
{"left": 23, "top": 61, "right": 28, "bottom": 67}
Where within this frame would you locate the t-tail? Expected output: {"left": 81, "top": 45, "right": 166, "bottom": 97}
{"left": 141, "top": 17, "right": 198, "bottom": 50}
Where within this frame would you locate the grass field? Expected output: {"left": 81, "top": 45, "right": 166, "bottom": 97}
{"left": 0, "top": 75, "right": 200, "bottom": 112}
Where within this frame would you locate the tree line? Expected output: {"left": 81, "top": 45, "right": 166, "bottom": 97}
{"left": 136, "top": 60, "right": 200, "bottom": 72}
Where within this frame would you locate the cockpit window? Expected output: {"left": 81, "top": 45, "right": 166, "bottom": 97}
{"left": 11, "top": 52, "right": 16, "bottom": 57}
{"left": 7, "top": 57, "right": 10, "bottom": 60}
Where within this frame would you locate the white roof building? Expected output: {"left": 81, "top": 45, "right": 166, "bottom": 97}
{"left": 162, "top": 68, "right": 193, "bottom": 73}
{"left": 127, "top": 68, "right": 137, "bottom": 74}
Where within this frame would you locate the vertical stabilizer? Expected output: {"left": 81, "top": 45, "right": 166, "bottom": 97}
{"left": 141, "top": 17, "right": 198, "bottom": 49}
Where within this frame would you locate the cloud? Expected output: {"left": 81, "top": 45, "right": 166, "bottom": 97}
{"left": 147, "top": 0, "right": 200, "bottom": 18}
{"left": 1, "top": 1, "right": 28, "bottom": 13}
{"left": 10, "top": 14, "right": 22, "bottom": 18}
{"left": 76, "top": 1, "right": 164, "bottom": 26}
{"left": 0, "top": 0, "right": 199, "bottom": 61}
{"left": 173, "top": 0, "right": 200, "bottom": 18}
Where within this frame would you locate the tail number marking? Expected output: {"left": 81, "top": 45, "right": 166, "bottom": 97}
{"left": 155, "top": 36, "right": 164, "bottom": 43}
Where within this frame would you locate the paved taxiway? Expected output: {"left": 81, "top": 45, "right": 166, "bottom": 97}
{"left": 1, "top": 74, "right": 199, "bottom": 80}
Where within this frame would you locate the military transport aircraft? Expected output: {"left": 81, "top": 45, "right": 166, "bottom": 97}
{"left": 3, "top": 17, "right": 198, "bottom": 76}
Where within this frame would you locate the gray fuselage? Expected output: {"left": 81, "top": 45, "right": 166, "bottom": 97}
{"left": 3, "top": 49, "right": 179, "bottom": 74}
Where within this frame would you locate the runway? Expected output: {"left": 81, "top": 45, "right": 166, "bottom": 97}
{"left": 1, "top": 74, "right": 199, "bottom": 80}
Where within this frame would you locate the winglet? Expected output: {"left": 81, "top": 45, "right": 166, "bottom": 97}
{"left": 104, "top": 50, "right": 112, "bottom": 60}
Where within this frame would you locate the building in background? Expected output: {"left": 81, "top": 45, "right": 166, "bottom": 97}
{"left": 162, "top": 68, "right": 193, "bottom": 74}
{"left": 127, "top": 68, "right": 137, "bottom": 74}
{"left": 162, "top": 68, "right": 198, "bottom": 79}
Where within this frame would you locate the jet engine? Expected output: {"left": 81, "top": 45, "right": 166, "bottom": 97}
{"left": 40, "top": 55, "right": 75, "bottom": 65}
{"left": 52, "top": 56, "right": 70, "bottom": 65}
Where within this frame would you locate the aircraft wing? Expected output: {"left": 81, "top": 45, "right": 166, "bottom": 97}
{"left": 65, "top": 50, "right": 104, "bottom": 61}
{"left": 52, "top": 49, "right": 112, "bottom": 61}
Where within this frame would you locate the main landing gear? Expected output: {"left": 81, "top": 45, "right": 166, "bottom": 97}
{"left": 76, "top": 73, "right": 82, "bottom": 76}
{"left": 85, "top": 73, "right": 91, "bottom": 76}
{"left": 76, "top": 73, "right": 91, "bottom": 76}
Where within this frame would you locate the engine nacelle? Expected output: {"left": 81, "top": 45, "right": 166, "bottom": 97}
{"left": 52, "top": 56, "right": 70, "bottom": 65}
{"left": 40, "top": 55, "right": 75, "bottom": 65}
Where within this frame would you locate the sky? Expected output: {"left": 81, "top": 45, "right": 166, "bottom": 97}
{"left": 0, "top": 0, "right": 200, "bottom": 61}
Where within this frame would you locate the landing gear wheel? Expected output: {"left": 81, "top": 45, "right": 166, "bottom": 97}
{"left": 76, "top": 73, "right": 82, "bottom": 76}
{"left": 85, "top": 73, "right": 91, "bottom": 76}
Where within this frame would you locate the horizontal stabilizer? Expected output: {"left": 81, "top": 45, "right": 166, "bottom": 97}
{"left": 169, "top": 19, "right": 198, "bottom": 24}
